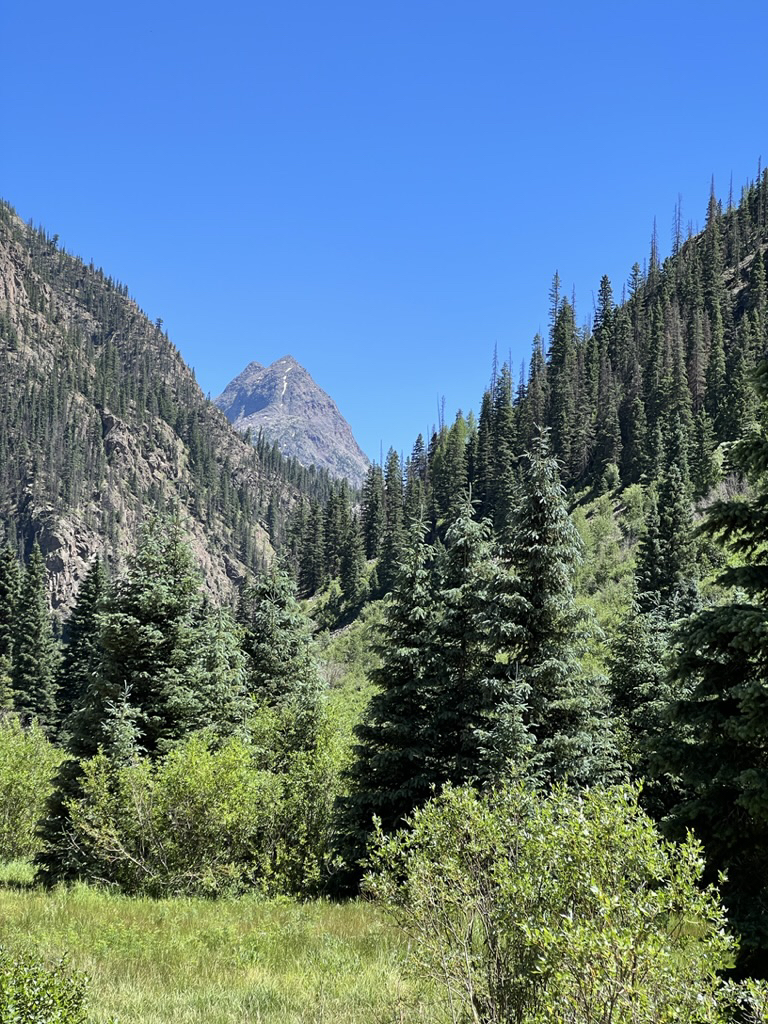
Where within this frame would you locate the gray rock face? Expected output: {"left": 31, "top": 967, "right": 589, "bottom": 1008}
{"left": 216, "top": 356, "right": 370, "bottom": 488}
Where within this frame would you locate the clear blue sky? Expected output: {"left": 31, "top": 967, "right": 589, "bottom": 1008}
{"left": 4, "top": 1, "right": 767, "bottom": 463}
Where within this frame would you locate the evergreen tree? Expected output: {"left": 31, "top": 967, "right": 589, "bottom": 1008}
{"left": 361, "top": 463, "right": 385, "bottom": 559}
{"left": 429, "top": 497, "right": 499, "bottom": 787}
{"left": 657, "top": 361, "right": 768, "bottom": 973}
{"left": 56, "top": 557, "right": 106, "bottom": 730}
{"left": 339, "top": 513, "right": 367, "bottom": 609}
{"left": 503, "top": 435, "right": 616, "bottom": 785}
{"left": 185, "top": 604, "right": 251, "bottom": 740}
{"left": 404, "top": 434, "right": 428, "bottom": 521}
{"left": 608, "top": 603, "right": 674, "bottom": 816}
{"left": 239, "top": 563, "right": 323, "bottom": 743}
{"left": 11, "top": 543, "right": 59, "bottom": 733}
{"left": 636, "top": 418, "right": 698, "bottom": 614}
{"left": 378, "top": 448, "right": 405, "bottom": 593}
{"left": 68, "top": 515, "right": 210, "bottom": 759}
{"left": 0, "top": 545, "right": 21, "bottom": 711}
{"left": 342, "top": 517, "right": 438, "bottom": 860}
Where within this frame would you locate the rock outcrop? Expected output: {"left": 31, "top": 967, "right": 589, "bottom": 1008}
{"left": 216, "top": 356, "right": 370, "bottom": 488}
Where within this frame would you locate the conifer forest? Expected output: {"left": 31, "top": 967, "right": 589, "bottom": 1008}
{"left": 3, "top": 169, "right": 768, "bottom": 1022}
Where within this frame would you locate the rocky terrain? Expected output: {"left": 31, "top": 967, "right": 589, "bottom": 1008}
{"left": 0, "top": 203, "right": 314, "bottom": 611}
{"left": 216, "top": 356, "right": 370, "bottom": 488}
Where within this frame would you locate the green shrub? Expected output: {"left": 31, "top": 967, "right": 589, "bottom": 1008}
{"left": 57, "top": 718, "right": 347, "bottom": 897}
{"left": 368, "top": 783, "right": 740, "bottom": 1024}
{"left": 0, "top": 946, "right": 88, "bottom": 1023}
{"left": 0, "top": 715, "right": 63, "bottom": 860}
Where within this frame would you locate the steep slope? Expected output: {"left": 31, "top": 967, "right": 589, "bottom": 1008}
{"left": 216, "top": 356, "right": 370, "bottom": 488}
{"left": 0, "top": 203, "right": 328, "bottom": 610}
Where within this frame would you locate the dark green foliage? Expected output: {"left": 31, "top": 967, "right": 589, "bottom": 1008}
{"left": 635, "top": 419, "right": 698, "bottom": 615}
{"left": 341, "top": 517, "right": 439, "bottom": 857}
{"left": 503, "top": 435, "right": 616, "bottom": 786}
{"left": 339, "top": 513, "right": 367, "bottom": 609}
{"left": 67, "top": 516, "right": 249, "bottom": 761}
{"left": 10, "top": 544, "right": 59, "bottom": 733}
{"left": 429, "top": 497, "right": 502, "bottom": 785}
{"left": 239, "top": 563, "right": 322, "bottom": 748}
{"left": 361, "top": 463, "right": 385, "bottom": 559}
{"left": 377, "top": 448, "right": 405, "bottom": 593}
{"left": 608, "top": 604, "right": 675, "bottom": 816}
{"left": 56, "top": 558, "right": 106, "bottom": 730}
{"left": 0, "top": 546, "right": 20, "bottom": 710}
{"left": 658, "top": 361, "right": 768, "bottom": 973}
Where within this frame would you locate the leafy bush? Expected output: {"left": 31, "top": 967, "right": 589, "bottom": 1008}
{"left": 367, "top": 783, "right": 741, "bottom": 1024}
{"left": 0, "top": 946, "right": 88, "bottom": 1023}
{"left": 0, "top": 715, "right": 63, "bottom": 859}
{"left": 57, "top": 717, "right": 346, "bottom": 897}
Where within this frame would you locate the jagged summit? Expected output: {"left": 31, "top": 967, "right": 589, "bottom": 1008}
{"left": 216, "top": 356, "right": 370, "bottom": 488}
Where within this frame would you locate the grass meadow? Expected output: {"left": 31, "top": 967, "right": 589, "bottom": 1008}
{"left": 0, "top": 861, "right": 424, "bottom": 1024}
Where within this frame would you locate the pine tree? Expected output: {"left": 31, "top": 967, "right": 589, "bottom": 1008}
{"left": 361, "top": 463, "right": 385, "bottom": 559}
{"left": 0, "top": 545, "right": 21, "bottom": 711}
{"left": 657, "top": 361, "right": 768, "bottom": 973}
{"left": 56, "top": 557, "right": 106, "bottom": 730}
{"left": 503, "top": 435, "right": 616, "bottom": 786}
{"left": 378, "top": 448, "right": 405, "bottom": 593}
{"left": 342, "top": 517, "right": 439, "bottom": 859}
{"left": 239, "top": 563, "right": 323, "bottom": 743}
{"left": 635, "top": 417, "right": 698, "bottom": 614}
{"left": 68, "top": 515, "right": 207, "bottom": 759}
{"left": 339, "top": 513, "right": 367, "bottom": 609}
{"left": 608, "top": 603, "right": 674, "bottom": 817}
{"left": 429, "top": 497, "right": 499, "bottom": 787}
{"left": 11, "top": 543, "right": 59, "bottom": 733}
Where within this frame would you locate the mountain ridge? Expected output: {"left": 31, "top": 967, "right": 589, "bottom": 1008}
{"left": 216, "top": 355, "right": 370, "bottom": 488}
{"left": 0, "top": 202, "right": 331, "bottom": 610}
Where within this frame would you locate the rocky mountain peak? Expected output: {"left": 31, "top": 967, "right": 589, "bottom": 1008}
{"left": 216, "top": 356, "right": 370, "bottom": 488}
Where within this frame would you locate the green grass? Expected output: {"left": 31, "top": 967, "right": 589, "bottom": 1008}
{"left": 0, "top": 865, "right": 420, "bottom": 1023}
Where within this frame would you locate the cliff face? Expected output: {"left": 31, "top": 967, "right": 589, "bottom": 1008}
{"left": 216, "top": 355, "right": 370, "bottom": 489}
{"left": 0, "top": 202, "right": 290, "bottom": 611}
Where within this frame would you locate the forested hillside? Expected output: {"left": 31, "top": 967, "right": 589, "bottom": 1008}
{"left": 286, "top": 170, "right": 768, "bottom": 593}
{"left": 0, "top": 201, "right": 335, "bottom": 608}
{"left": 4, "top": 170, "right": 768, "bottom": 1021}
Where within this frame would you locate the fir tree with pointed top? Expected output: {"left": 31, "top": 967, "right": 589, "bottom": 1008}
{"left": 361, "top": 463, "right": 385, "bottom": 560}
{"left": 504, "top": 434, "right": 616, "bottom": 786}
{"left": 56, "top": 556, "right": 106, "bottom": 731}
{"left": 11, "top": 543, "right": 59, "bottom": 733}
{"left": 67, "top": 515, "right": 207, "bottom": 759}
{"left": 657, "top": 360, "right": 768, "bottom": 974}
{"left": 0, "top": 545, "right": 21, "bottom": 711}
{"left": 239, "top": 562, "right": 323, "bottom": 746}
{"left": 339, "top": 517, "right": 439, "bottom": 878}
{"left": 429, "top": 495, "right": 499, "bottom": 787}
{"left": 378, "top": 448, "right": 405, "bottom": 593}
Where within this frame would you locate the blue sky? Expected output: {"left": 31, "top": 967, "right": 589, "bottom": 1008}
{"left": 4, "top": 1, "right": 768, "bottom": 462}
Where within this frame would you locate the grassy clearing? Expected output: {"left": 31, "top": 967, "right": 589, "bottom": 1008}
{"left": 0, "top": 863, "right": 419, "bottom": 1024}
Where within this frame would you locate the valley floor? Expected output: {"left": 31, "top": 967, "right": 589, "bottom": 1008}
{"left": 0, "top": 862, "right": 416, "bottom": 1024}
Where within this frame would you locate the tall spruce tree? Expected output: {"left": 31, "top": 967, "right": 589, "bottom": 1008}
{"left": 56, "top": 557, "right": 106, "bottom": 731}
{"left": 341, "top": 517, "right": 439, "bottom": 860}
{"left": 503, "top": 435, "right": 616, "bottom": 786}
{"left": 239, "top": 563, "right": 323, "bottom": 747}
{"left": 657, "top": 361, "right": 768, "bottom": 974}
{"left": 429, "top": 497, "right": 499, "bottom": 787}
{"left": 11, "top": 543, "right": 59, "bottom": 733}
{"left": 378, "top": 448, "right": 405, "bottom": 593}
{"left": 0, "top": 545, "right": 21, "bottom": 711}
{"left": 67, "top": 515, "right": 224, "bottom": 759}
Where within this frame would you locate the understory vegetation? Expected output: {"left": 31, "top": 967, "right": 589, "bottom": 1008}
{"left": 3, "top": 172, "right": 768, "bottom": 1020}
